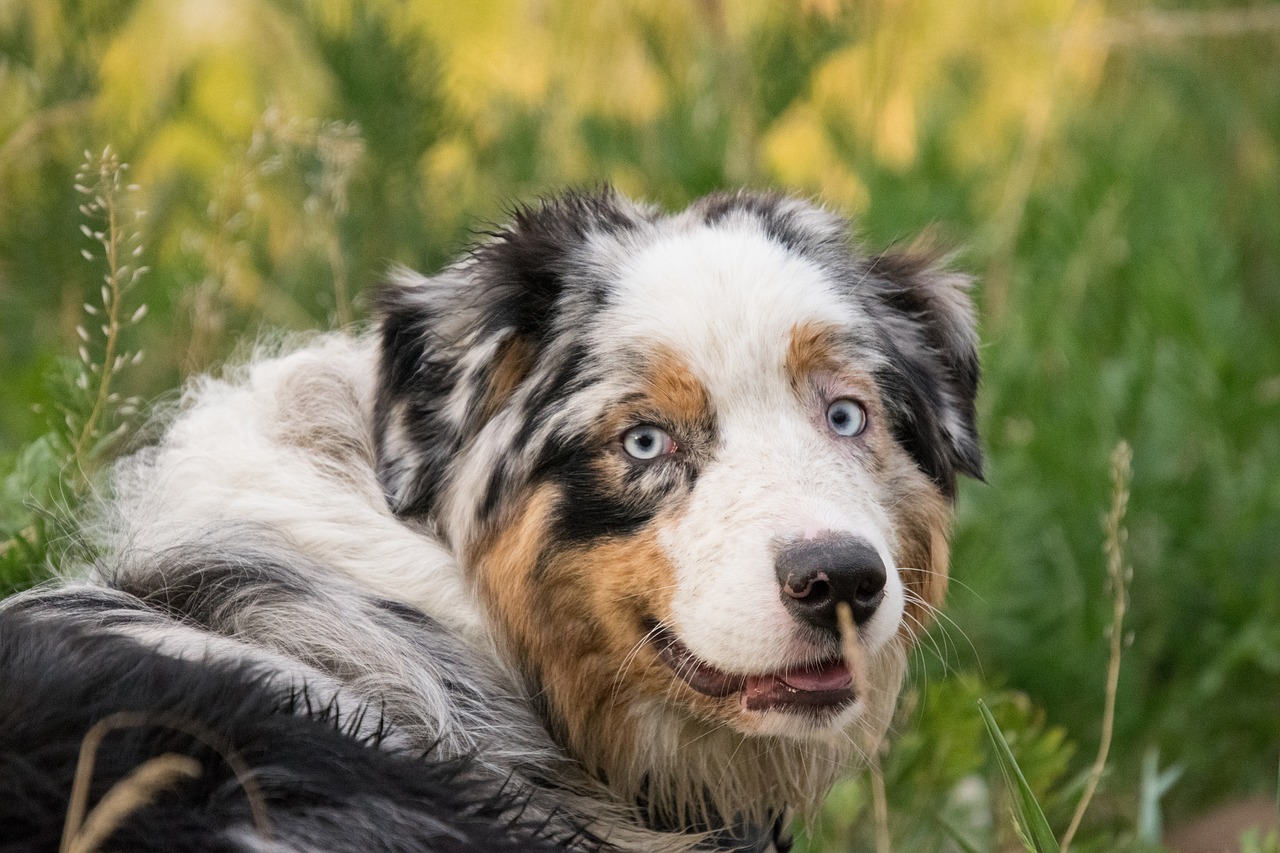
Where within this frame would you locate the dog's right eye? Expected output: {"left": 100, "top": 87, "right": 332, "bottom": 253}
{"left": 621, "top": 425, "right": 676, "bottom": 460}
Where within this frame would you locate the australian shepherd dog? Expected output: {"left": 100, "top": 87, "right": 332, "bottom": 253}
{"left": 0, "top": 190, "right": 982, "bottom": 852}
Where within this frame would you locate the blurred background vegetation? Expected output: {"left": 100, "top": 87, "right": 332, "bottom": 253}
{"left": 1, "top": 0, "right": 1277, "bottom": 850}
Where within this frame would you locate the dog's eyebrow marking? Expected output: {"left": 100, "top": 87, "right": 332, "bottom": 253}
{"left": 642, "top": 347, "right": 715, "bottom": 433}
{"left": 784, "top": 321, "right": 845, "bottom": 391}
{"left": 595, "top": 346, "right": 716, "bottom": 443}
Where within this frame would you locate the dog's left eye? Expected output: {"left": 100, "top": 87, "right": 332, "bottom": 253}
{"left": 621, "top": 425, "right": 676, "bottom": 460}
{"left": 826, "top": 398, "right": 867, "bottom": 437}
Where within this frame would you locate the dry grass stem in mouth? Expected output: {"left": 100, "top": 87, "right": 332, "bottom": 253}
{"left": 836, "top": 601, "right": 890, "bottom": 850}
{"left": 835, "top": 601, "right": 868, "bottom": 698}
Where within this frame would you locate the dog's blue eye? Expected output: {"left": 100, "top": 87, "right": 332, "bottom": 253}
{"left": 826, "top": 399, "right": 867, "bottom": 437}
{"left": 622, "top": 425, "right": 675, "bottom": 460}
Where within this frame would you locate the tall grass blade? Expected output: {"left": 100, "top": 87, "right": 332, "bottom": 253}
{"left": 979, "top": 699, "right": 1061, "bottom": 853}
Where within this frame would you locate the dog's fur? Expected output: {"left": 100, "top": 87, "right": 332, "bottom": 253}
{"left": 1, "top": 190, "right": 981, "bottom": 852}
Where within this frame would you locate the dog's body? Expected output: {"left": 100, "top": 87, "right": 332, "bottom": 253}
{"left": 1, "top": 191, "right": 981, "bottom": 852}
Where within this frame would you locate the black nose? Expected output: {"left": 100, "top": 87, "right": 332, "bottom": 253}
{"left": 775, "top": 536, "right": 887, "bottom": 635}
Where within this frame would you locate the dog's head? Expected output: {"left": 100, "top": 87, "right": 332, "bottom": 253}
{"left": 374, "top": 189, "right": 981, "bottom": 815}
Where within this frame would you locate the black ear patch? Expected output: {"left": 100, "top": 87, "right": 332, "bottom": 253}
{"left": 373, "top": 189, "right": 647, "bottom": 518}
{"left": 863, "top": 250, "right": 983, "bottom": 500}
{"left": 472, "top": 189, "right": 649, "bottom": 339}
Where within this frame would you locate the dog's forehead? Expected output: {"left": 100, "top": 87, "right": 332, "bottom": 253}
{"left": 590, "top": 221, "right": 860, "bottom": 392}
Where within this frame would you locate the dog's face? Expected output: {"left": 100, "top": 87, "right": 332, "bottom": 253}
{"left": 375, "top": 191, "right": 981, "bottom": 805}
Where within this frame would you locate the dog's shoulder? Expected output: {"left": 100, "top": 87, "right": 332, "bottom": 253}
{"left": 101, "top": 332, "right": 485, "bottom": 645}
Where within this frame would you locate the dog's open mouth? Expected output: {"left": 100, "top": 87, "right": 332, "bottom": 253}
{"left": 647, "top": 623, "right": 854, "bottom": 713}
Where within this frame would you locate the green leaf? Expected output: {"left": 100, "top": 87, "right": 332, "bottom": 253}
{"left": 979, "top": 699, "right": 1061, "bottom": 853}
{"left": 0, "top": 433, "right": 67, "bottom": 531}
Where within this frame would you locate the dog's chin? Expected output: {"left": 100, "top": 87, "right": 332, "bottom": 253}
{"left": 646, "top": 622, "right": 856, "bottom": 725}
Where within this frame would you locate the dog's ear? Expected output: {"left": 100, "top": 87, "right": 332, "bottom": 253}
{"left": 863, "top": 250, "right": 983, "bottom": 500}
{"left": 373, "top": 269, "right": 529, "bottom": 517}
{"left": 373, "top": 189, "right": 647, "bottom": 517}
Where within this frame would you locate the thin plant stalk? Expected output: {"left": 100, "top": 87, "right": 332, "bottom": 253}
{"left": 73, "top": 184, "right": 121, "bottom": 465}
{"left": 870, "top": 757, "right": 892, "bottom": 853}
{"left": 60, "top": 711, "right": 272, "bottom": 853}
{"left": 1060, "top": 440, "right": 1132, "bottom": 852}
{"left": 70, "top": 148, "right": 148, "bottom": 475}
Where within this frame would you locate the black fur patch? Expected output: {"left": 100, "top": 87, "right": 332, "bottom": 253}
{"left": 372, "top": 280, "right": 461, "bottom": 517}
{"left": 470, "top": 191, "right": 644, "bottom": 341}
{"left": 862, "top": 250, "right": 983, "bottom": 498}
{"left": 533, "top": 436, "right": 661, "bottom": 546}
{"left": 697, "top": 190, "right": 845, "bottom": 257}
{"left": 0, "top": 611, "right": 592, "bottom": 852}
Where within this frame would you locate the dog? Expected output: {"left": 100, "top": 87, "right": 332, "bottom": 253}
{"left": 0, "top": 189, "right": 982, "bottom": 852}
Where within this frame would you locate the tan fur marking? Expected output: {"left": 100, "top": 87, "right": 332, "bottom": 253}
{"left": 784, "top": 322, "right": 885, "bottom": 429}
{"left": 884, "top": 452, "right": 952, "bottom": 636}
{"left": 540, "top": 535, "right": 681, "bottom": 774}
{"left": 598, "top": 346, "right": 714, "bottom": 443}
{"left": 478, "top": 335, "right": 533, "bottom": 424}
{"left": 644, "top": 347, "right": 713, "bottom": 430}
{"left": 785, "top": 321, "right": 843, "bottom": 391}
{"left": 474, "top": 490, "right": 682, "bottom": 781}
{"left": 470, "top": 483, "right": 557, "bottom": 604}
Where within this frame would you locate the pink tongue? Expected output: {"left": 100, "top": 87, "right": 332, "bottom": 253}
{"left": 780, "top": 661, "right": 852, "bottom": 691}
{"left": 744, "top": 662, "right": 852, "bottom": 696}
